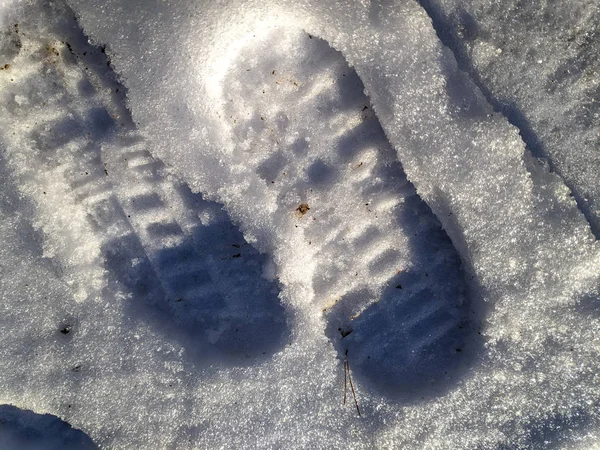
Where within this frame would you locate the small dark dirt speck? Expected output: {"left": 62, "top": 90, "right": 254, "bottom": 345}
{"left": 232, "top": 253, "right": 241, "bottom": 258}
{"left": 296, "top": 203, "right": 310, "bottom": 215}
{"left": 60, "top": 326, "right": 71, "bottom": 335}
{"left": 338, "top": 327, "right": 353, "bottom": 338}
{"left": 396, "top": 284, "right": 402, "bottom": 289}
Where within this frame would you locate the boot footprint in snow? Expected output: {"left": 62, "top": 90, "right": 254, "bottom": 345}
{"left": 219, "top": 28, "right": 480, "bottom": 399}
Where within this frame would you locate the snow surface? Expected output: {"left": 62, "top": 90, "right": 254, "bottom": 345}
{"left": 0, "top": 0, "right": 600, "bottom": 448}
{"left": 418, "top": 0, "right": 600, "bottom": 237}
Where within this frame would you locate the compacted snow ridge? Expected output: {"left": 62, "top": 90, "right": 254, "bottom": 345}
{"left": 1, "top": 0, "right": 600, "bottom": 448}
{"left": 417, "top": 0, "right": 600, "bottom": 239}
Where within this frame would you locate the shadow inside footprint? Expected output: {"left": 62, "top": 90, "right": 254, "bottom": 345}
{"left": 311, "top": 39, "right": 483, "bottom": 401}
{"left": 104, "top": 186, "right": 289, "bottom": 367}
{"left": 0, "top": 405, "right": 97, "bottom": 450}
{"left": 325, "top": 211, "right": 482, "bottom": 402}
